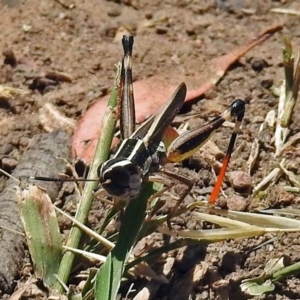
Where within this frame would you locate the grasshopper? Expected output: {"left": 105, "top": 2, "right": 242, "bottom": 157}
{"left": 33, "top": 35, "right": 245, "bottom": 225}
{"left": 98, "top": 35, "right": 245, "bottom": 221}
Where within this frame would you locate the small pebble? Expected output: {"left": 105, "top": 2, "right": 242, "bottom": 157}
{"left": 16, "top": 64, "right": 36, "bottom": 78}
{"left": 155, "top": 26, "right": 168, "bottom": 34}
{"left": 145, "top": 12, "right": 153, "bottom": 19}
{"left": 226, "top": 195, "right": 248, "bottom": 211}
{"left": 2, "top": 48, "right": 17, "bottom": 67}
{"left": 19, "top": 137, "right": 29, "bottom": 148}
{"left": 22, "top": 24, "right": 32, "bottom": 32}
{"left": 252, "top": 116, "right": 265, "bottom": 123}
{"left": 0, "top": 144, "right": 13, "bottom": 155}
{"left": 11, "top": 136, "right": 19, "bottom": 146}
{"left": 2, "top": 157, "right": 18, "bottom": 172}
{"left": 58, "top": 12, "right": 66, "bottom": 19}
{"left": 229, "top": 171, "right": 252, "bottom": 194}
{"left": 185, "top": 25, "right": 196, "bottom": 36}
{"left": 282, "top": 237, "right": 291, "bottom": 246}
{"left": 107, "top": 6, "right": 122, "bottom": 17}
{"left": 261, "top": 78, "right": 273, "bottom": 89}
{"left": 248, "top": 57, "right": 269, "bottom": 72}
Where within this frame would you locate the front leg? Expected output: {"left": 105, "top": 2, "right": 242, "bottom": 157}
{"left": 147, "top": 169, "right": 194, "bottom": 230}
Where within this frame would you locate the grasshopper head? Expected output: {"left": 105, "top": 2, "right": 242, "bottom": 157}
{"left": 98, "top": 158, "right": 143, "bottom": 200}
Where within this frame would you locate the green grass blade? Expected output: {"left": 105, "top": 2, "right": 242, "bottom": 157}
{"left": 54, "top": 64, "right": 122, "bottom": 292}
{"left": 95, "top": 254, "right": 113, "bottom": 300}
{"left": 272, "top": 261, "right": 300, "bottom": 282}
{"left": 95, "top": 183, "right": 154, "bottom": 300}
{"left": 241, "top": 257, "right": 300, "bottom": 296}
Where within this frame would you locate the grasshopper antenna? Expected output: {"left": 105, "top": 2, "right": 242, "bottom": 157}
{"left": 209, "top": 99, "right": 245, "bottom": 204}
{"left": 30, "top": 37, "right": 135, "bottom": 188}
{"left": 30, "top": 176, "right": 98, "bottom": 182}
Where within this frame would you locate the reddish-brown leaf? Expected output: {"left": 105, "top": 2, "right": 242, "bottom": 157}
{"left": 72, "top": 24, "right": 282, "bottom": 164}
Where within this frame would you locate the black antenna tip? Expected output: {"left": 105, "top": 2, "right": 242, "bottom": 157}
{"left": 231, "top": 99, "right": 245, "bottom": 121}
{"left": 122, "top": 35, "right": 134, "bottom": 56}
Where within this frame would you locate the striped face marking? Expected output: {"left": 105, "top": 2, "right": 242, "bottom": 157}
{"left": 98, "top": 137, "right": 152, "bottom": 199}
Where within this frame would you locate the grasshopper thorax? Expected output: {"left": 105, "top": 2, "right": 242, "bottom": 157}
{"left": 98, "top": 158, "right": 143, "bottom": 200}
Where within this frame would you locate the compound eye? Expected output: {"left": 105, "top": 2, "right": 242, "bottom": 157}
{"left": 99, "top": 160, "right": 142, "bottom": 199}
{"left": 102, "top": 165, "right": 131, "bottom": 187}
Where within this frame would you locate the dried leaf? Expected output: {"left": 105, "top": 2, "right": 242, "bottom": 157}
{"left": 73, "top": 24, "right": 282, "bottom": 163}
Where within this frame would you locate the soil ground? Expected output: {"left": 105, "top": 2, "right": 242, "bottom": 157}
{"left": 1, "top": 0, "right": 300, "bottom": 299}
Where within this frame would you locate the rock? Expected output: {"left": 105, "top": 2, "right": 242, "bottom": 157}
{"left": 0, "top": 144, "right": 13, "bottom": 155}
{"left": 229, "top": 171, "right": 252, "bottom": 194}
{"left": 226, "top": 195, "right": 248, "bottom": 211}
{"left": 1, "top": 157, "right": 18, "bottom": 172}
{"left": 155, "top": 26, "right": 168, "bottom": 34}
{"left": 248, "top": 57, "right": 269, "bottom": 72}
{"left": 107, "top": 6, "right": 122, "bottom": 17}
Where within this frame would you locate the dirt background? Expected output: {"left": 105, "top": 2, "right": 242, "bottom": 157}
{"left": 1, "top": 0, "right": 300, "bottom": 299}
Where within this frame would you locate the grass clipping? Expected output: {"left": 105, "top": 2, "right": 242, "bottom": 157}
{"left": 249, "top": 37, "right": 300, "bottom": 194}
{"left": 16, "top": 184, "right": 62, "bottom": 287}
{"left": 159, "top": 205, "right": 300, "bottom": 241}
